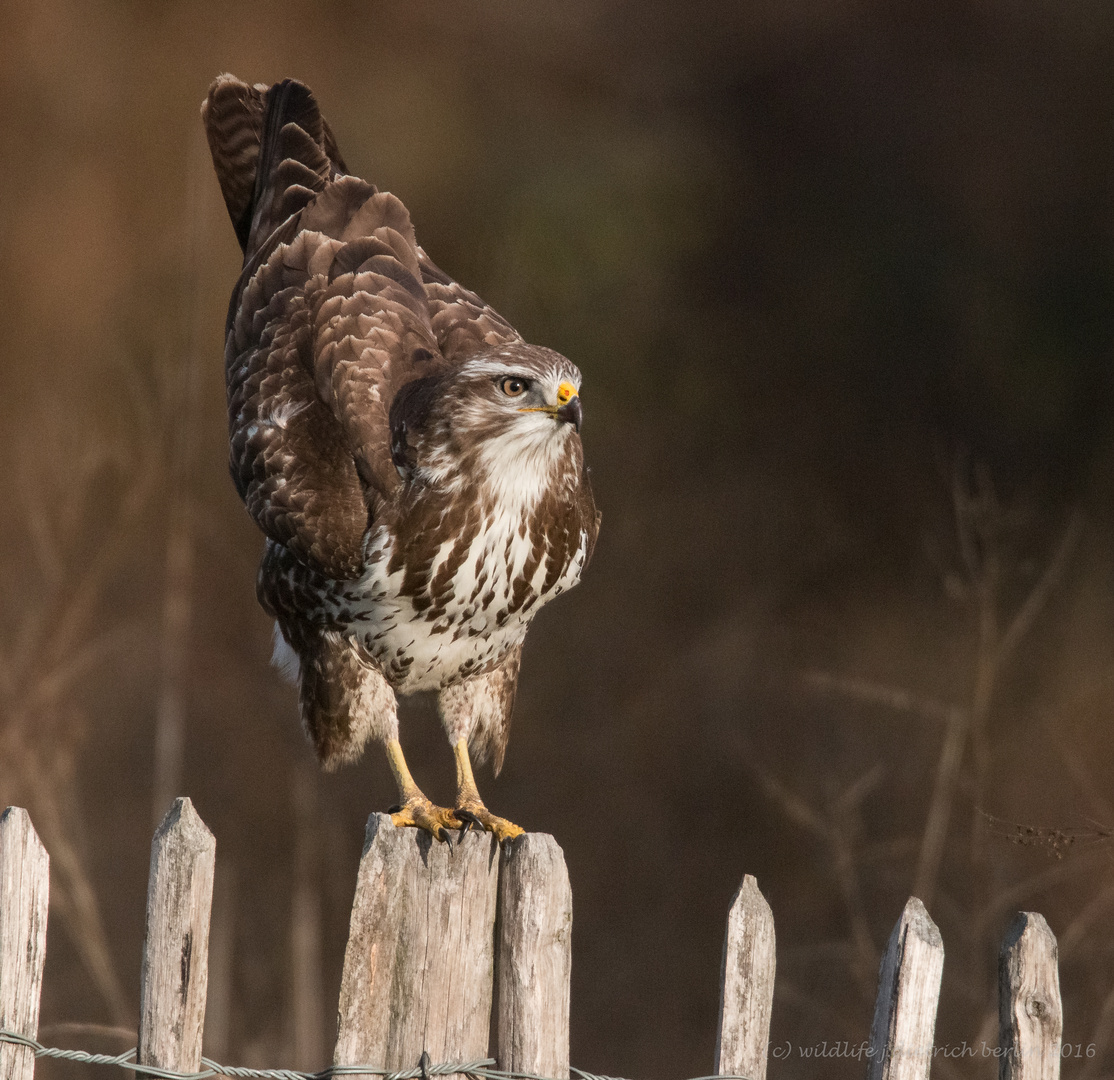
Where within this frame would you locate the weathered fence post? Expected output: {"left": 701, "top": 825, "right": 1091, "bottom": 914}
{"left": 494, "top": 834, "right": 572, "bottom": 1078}
{"left": 999, "top": 912, "right": 1062, "bottom": 1080}
{"left": 137, "top": 797, "right": 216, "bottom": 1076}
{"left": 0, "top": 808, "right": 49, "bottom": 1080}
{"left": 715, "top": 874, "right": 775, "bottom": 1080}
{"left": 334, "top": 814, "right": 499, "bottom": 1074}
{"left": 867, "top": 897, "right": 945, "bottom": 1080}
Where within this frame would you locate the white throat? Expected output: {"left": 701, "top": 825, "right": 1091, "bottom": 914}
{"left": 475, "top": 415, "right": 573, "bottom": 512}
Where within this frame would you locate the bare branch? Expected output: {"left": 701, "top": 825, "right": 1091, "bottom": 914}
{"left": 825, "top": 773, "right": 881, "bottom": 995}
{"left": 952, "top": 452, "right": 982, "bottom": 585}
{"left": 996, "top": 506, "right": 1084, "bottom": 670}
{"left": 834, "top": 763, "right": 887, "bottom": 812}
{"left": 14, "top": 453, "right": 160, "bottom": 700}
{"left": 857, "top": 837, "right": 921, "bottom": 866}
{"left": 27, "top": 626, "right": 146, "bottom": 711}
{"left": 1078, "top": 984, "right": 1114, "bottom": 1080}
{"left": 753, "top": 772, "right": 825, "bottom": 835}
{"left": 19, "top": 476, "right": 64, "bottom": 592}
{"left": 1059, "top": 879, "right": 1114, "bottom": 961}
{"left": 913, "top": 700, "right": 970, "bottom": 907}
{"left": 752, "top": 763, "right": 880, "bottom": 996}
{"left": 42, "top": 806, "right": 131, "bottom": 1024}
{"left": 773, "top": 976, "right": 862, "bottom": 1033}
{"left": 803, "top": 670, "right": 962, "bottom": 727}
{"left": 1057, "top": 741, "right": 1114, "bottom": 826}
{"left": 974, "top": 856, "right": 1097, "bottom": 942}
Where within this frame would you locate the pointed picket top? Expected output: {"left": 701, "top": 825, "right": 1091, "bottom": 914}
{"left": 715, "top": 874, "right": 776, "bottom": 1080}
{"left": 0, "top": 807, "right": 50, "bottom": 1080}
{"left": 867, "top": 896, "right": 945, "bottom": 1080}
{"left": 999, "top": 912, "right": 1062, "bottom": 1080}
{"left": 138, "top": 796, "right": 216, "bottom": 1075}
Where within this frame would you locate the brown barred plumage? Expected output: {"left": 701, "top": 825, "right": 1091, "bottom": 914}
{"left": 202, "top": 75, "right": 600, "bottom": 842}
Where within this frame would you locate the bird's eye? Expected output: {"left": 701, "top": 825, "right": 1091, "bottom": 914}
{"left": 500, "top": 377, "right": 528, "bottom": 397}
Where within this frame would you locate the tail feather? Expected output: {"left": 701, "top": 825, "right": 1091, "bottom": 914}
{"left": 201, "top": 75, "right": 266, "bottom": 250}
{"left": 201, "top": 75, "right": 350, "bottom": 257}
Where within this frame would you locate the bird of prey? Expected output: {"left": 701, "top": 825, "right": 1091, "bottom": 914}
{"left": 201, "top": 76, "right": 600, "bottom": 843}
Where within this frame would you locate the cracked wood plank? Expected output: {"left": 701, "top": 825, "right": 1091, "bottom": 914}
{"left": 335, "top": 815, "right": 499, "bottom": 1075}
{"left": 137, "top": 797, "right": 216, "bottom": 1075}
{"left": 715, "top": 874, "right": 775, "bottom": 1080}
{"left": 999, "top": 912, "right": 1062, "bottom": 1080}
{"left": 0, "top": 808, "right": 49, "bottom": 1080}
{"left": 494, "top": 833, "right": 572, "bottom": 1078}
{"left": 867, "top": 897, "right": 945, "bottom": 1080}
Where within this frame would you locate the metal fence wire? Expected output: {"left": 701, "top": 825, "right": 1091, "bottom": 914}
{"left": 0, "top": 1030, "right": 754, "bottom": 1080}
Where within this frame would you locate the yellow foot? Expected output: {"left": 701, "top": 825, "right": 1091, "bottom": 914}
{"left": 455, "top": 801, "right": 525, "bottom": 843}
{"left": 390, "top": 797, "right": 461, "bottom": 844}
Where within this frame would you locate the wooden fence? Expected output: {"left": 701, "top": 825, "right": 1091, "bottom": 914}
{"left": 0, "top": 799, "right": 1067, "bottom": 1080}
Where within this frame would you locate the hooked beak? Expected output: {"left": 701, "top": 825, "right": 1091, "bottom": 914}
{"left": 518, "top": 379, "right": 583, "bottom": 432}
{"left": 555, "top": 395, "right": 582, "bottom": 432}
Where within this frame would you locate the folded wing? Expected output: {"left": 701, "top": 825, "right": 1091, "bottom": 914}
{"left": 204, "top": 76, "right": 527, "bottom": 581}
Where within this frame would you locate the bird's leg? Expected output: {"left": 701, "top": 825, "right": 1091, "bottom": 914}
{"left": 452, "top": 738, "right": 524, "bottom": 843}
{"left": 385, "top": 738, "right": 460, "bottom": 844}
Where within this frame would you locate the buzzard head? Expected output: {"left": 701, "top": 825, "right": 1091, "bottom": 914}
{"left": 389, "top": 343, "right": 586, "bottom": 501}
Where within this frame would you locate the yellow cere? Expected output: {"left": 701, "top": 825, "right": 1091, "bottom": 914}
{"left": 557, "top": 381, "right": 577, "bottom": 405}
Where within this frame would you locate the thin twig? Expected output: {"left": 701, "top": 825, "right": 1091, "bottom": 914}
{"left": 1078, "top": 984, "right": 1114, "bottom": 1080}
{"left": 996, "top": 507, "right": 1084, "bottom": 669}
{"left": 913, "top": 702, "right": 969, "bottom": 907}
{"left": 1058, "top": 741, "right": 1114, "bottom": 827}
{"left": 751, "top": 764, "right": 880, "bottom": 996}
{"left": 973, "top": 856, "right": 1097, "bottom": 942}
{"left": 1060, "top": 879, "right": 1114, "bottom": 961}
{"left": 802, "top": 670, "right": 960, "bottom": 727}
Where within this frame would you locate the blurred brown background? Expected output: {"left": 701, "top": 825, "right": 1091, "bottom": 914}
{"left": 5, "top": 1, "right": 1114, "bottom": 1077}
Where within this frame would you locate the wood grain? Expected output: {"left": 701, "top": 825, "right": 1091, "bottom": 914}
{"left": 494, "top": 833, "right": 572, "bottom": 1078}
{"left": 137, "top": 797, "right": 216, "bottom": 1075}
{"left": 715, "top": 874, "right": 775, "bottom": 1080}
{"left": 867, "top": 897, "right": 945, "bottom": 1080}
{"left": 999, "top": 912, "right": 1062, "bottom": 1080}
{"left": 334, "top": 815, "right": 499, "bottom": 1075}
{"left": 0, "top": 808, "right": 49, "bottom": 1080}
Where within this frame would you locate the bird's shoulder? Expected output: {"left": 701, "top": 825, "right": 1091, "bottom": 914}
{"left": 204, "top": 76, "right": 529, "bottom": 581}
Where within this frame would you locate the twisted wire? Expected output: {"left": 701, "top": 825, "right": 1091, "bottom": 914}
{"left": 0, "top": 1029, "right": 753, "bottom": 1080}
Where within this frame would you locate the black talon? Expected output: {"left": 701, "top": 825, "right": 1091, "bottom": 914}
{"left": 455, "top": 808, "right": 483, "bottom": 831}
{"left": 439, "top": 827, "right": 454, "bottom": 852}
{"left": 387, "top": 804, "right": 402, "bottom": 814}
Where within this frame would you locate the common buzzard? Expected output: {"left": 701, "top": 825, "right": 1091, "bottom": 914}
{"left": 201, "top": 76, "right": 600, "bottom": 842}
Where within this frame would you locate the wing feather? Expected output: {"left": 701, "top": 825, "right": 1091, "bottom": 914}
{"left": 418, "top": 251, "right": 524, "bottom": 361}
{"left": 204, "top": 75, "right": 525, "bottom": 582}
